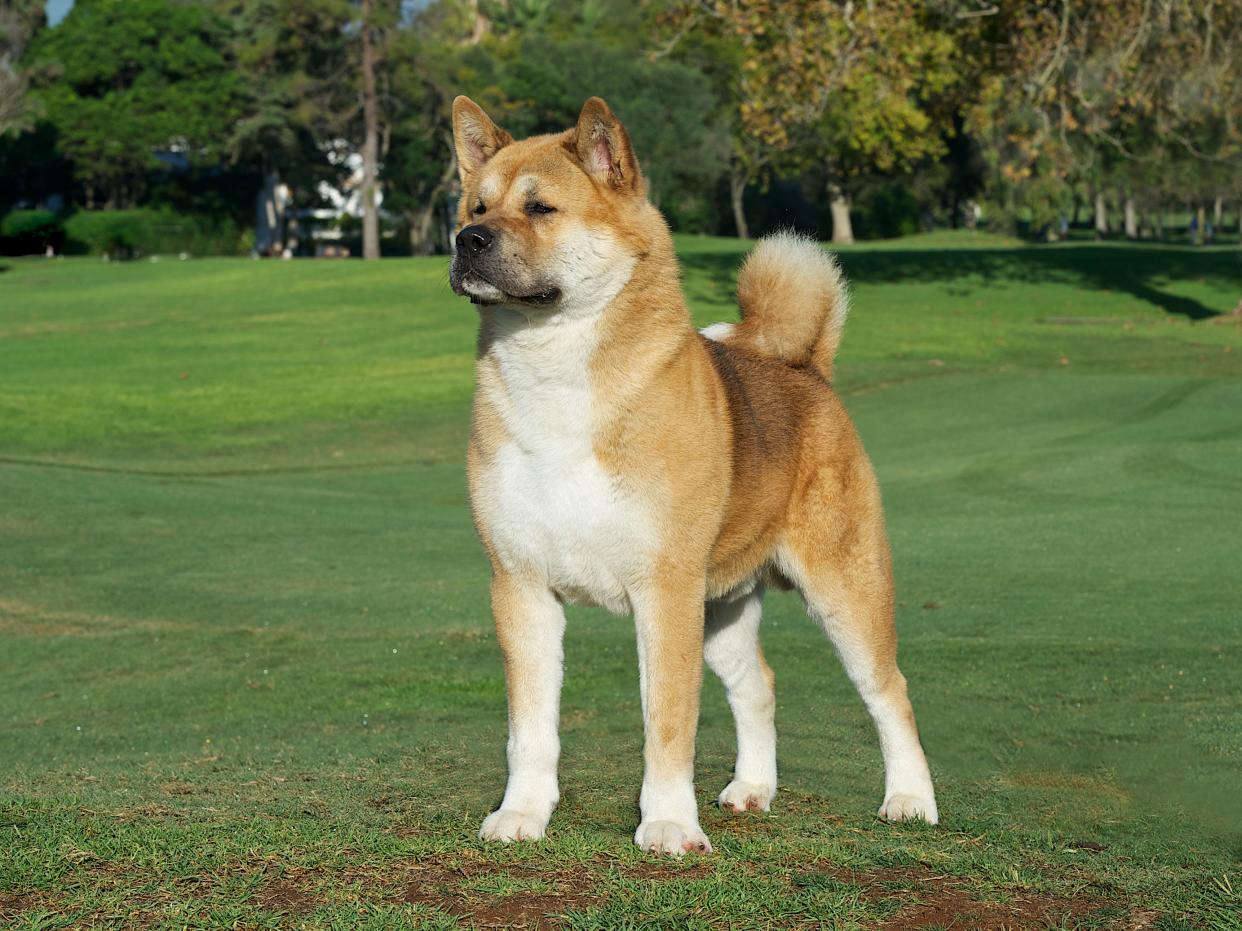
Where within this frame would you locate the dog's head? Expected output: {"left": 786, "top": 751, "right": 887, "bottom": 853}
{"left": 448, "top": 96, "right": 649, "bottom": 314}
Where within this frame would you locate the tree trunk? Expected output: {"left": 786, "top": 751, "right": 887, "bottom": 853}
{"left": 1124, "top": 196, "right": 1138, "bottom": 240}
{"left": 729, "top": 166, "right": 749, "bottom": 239}
{"left": 407, "top": 209, "right": 434, "bottom": 255}
{"left": 1094, "top": 192, "right": 1108, "bottom": 239}
{"left": 407, "top": 156, "right": 457, "bottom": 256}
{"left": 1213, "top": 195, "right": 1223, "bottom": 230}
{"left": 828, "top": 178, "right": 854, "bottom": 245}
{"left": 284, "top": 184, "right": 300, "bottom": 257}
{"left": 467, "top": 0, "right": 489, "bottom": 45}
{"left": 1195, "top": 204, "right": 1207, "bottom": 245}
{"left": 359, "top": 0, "right": 381, "bottom": 261}
{"left": 407, "top": 213, "right": 429, "bottom": 258}
{"left": 255, "top": 170, "right": 281, "bottom": 256}
{"left": 1153, "top": 209, "right": 1164, "bottom": 240}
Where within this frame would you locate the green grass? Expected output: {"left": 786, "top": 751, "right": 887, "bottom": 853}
{"left": 1, "top": 235, "right": 1240, "bottom": 929}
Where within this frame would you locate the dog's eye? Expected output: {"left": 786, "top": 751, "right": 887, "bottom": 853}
{"left": 526, "top": 202, "right": 556, "bottom": 216}
{"left": 473, "top": 202, "right": 486, "bottom": 216}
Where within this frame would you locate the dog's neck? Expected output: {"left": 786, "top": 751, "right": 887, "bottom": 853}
{"left": 474, "top": 226, "right": 695, "bottom": 442}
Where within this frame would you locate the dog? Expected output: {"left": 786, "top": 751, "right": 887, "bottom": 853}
{"left": 448, "top": 95, "right": 938, "bottom": 855}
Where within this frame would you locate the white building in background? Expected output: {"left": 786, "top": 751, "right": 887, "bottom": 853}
{"left": 254, "top": 141, "right": 392, "bottom": 258}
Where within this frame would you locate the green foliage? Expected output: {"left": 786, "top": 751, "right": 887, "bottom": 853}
{"left": 498, "top": 35, "right": 729, "bottom": 231}
{"left": 63, "top": 208, "right": 246, "bottom": 258}
{"left": 0, "top": 209, "right": 62, "bottom": 254}
{"left": 3, "top": 0, "right": 1241, "bottom": 246}
{"left": 214, "top": 0, "right": 356, "bottom": 184}
{"left": 0, "top": 0, "right": 46, "bottom": 137}
{"left": 850, "top": 181, "right": 922, "bottom": 240}
{"left": 27, "top": 0, "right": 244, "bottom": 207}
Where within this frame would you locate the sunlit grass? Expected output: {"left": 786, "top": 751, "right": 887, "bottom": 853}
{"left": 1, "top": 239, "right": 1239, "bottom": 928}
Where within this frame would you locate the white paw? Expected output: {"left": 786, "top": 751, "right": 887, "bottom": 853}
{"left": 878, "top": 792, "right": 939, "bottom": 825}
{"left": 634, "top": 820, "right": 713, "bottom": 856}
{"left": 479, "top": 808, "right": 548, "bottom": 843}
{"left": 717, "top": 780, "right": 774, "bottom": 813}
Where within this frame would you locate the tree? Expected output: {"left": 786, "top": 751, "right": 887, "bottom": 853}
{"left": 499, "top": 34, "right": 728, "bottom": 230}
{"left": 380, "top": 0, "right": 727, "bottom": 252}
{"left": 650, "top": 12, "right": 752, "bottom": 235}
{"left": 358, "top": 0, "right": 382, "bottom": 258}
{"left": 217, "top": 0, "right": 406, "bottom": 258}
{"left": 369, "top": 0, "right": 489, "bottom": 256}
{"left": 214, "top": 0, "right": 350, "bottom": 177}
{"left": 967, "top": 0, "right": 1242, "bottom": 242}
{"left": 381, "top": 17, "right": 471, "bottom": 255}
{"left": 664, "top": 0, "right": 958, "bottom": 243}
{"left": 27, "top": 0, "right": 243, "bottom": 209}
{"left": 0, "top": 0, "right": 44, "bottom": 137}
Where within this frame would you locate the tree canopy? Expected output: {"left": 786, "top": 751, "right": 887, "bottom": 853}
{"left": 27, "top": 0, "right": 244, "bottom": 208}
{"left": 3, "top": 0, "right": 1240, "bottom": 253}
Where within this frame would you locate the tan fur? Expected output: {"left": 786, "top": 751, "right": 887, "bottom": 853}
{"left": 730, "top": 230, "right": 849, "bottom": 381}
{"left": 451, "top": 96, "right": 937, "bottom": 854}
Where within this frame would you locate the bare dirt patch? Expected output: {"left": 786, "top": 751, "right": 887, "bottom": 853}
{"left": 253, "top": 874, "right": 318, "bottom": 916}
{"left": 399, "top": 858, "right": 608, "bottom": 928}
{"left": 388, "top": 853, "right": 708, "bottom": 928}
{"left": 0, "top": 892, "right": 37, "bottom": 922}
{"left": 623, "top": 859, "right": 711, "bottom": 882}
{"left": 823, "top": 864, "right": 1112, "bottom": 930}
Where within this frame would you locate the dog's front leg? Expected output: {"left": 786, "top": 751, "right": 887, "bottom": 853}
{"left": 479, "top": 571, "right": 565, "bottom": 843}
{"left": 633, "top": 576, "right": 712, "bottom": 855}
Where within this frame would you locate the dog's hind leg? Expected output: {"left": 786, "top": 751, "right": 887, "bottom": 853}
{"left": 779, "top": 492, "right": 938, "bottom": 825}
{"left": 479, "top": 571, "right": 566, "bottom": 843}
{"left": 705, "top": 586, "right": 777, "bottom": 813}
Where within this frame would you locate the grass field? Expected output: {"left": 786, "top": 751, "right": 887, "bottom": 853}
{"left": 1, "top": 233, "right": 1240, "bottom": 929}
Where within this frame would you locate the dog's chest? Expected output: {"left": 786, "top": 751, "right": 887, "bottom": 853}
{"left": 472, "top": 319, "right": 653, "bottom": 613}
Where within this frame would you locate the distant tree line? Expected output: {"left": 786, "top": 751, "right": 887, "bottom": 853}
{"left": 1, "top": 0, "right": 1240, "bottom": 257}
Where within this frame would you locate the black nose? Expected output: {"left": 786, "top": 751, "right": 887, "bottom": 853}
{"left": 456, "top": 224, "right": 494, "bottom": 256}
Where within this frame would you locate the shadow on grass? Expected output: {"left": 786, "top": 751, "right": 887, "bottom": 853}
{"left": 681, "top": 245, "right": 1241, "bottom": 321}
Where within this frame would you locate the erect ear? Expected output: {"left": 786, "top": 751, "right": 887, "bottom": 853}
{"left": 452, "top": 96, "right": 513, "bottom": 182}
{"left": 572, "top": 97, "right": 643, "bottom": 196}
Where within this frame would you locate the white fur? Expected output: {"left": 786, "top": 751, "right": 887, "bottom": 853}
{"left": 705, "top": 588, "right": 777, "bottom": 812}
{"left": 478, "top": 175, "right": 501, "bottom": 204}
{"left": 472, "top": 227, "right": 646, "bottom": 613}
{"left": 479, "top": 584, "right": 564, "bottom": 843}
{"left": 462, "top": 276, "right": 506, "bottom": 303}
{"left": 776, "top": 547, "right": 938, "bottom": 825}
{"left": 699, "top": 322, "right": 736, "bottom": 343}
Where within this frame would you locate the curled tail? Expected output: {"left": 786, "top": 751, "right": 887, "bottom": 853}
{"left": 703, "top": 231, "right": 849, "bottom": 381}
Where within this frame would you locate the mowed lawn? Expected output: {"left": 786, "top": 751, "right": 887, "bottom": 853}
{"left": 1, "top": 234, "right": 1240, "bottom": 930}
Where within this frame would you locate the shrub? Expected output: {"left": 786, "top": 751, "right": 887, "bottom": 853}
{"left": 63, "top": 208, "right": 247, "bottom": 258}
{"left": 0, "top": 210, "right": 65, "bottom": 255}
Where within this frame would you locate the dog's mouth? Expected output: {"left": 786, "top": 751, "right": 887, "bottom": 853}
{"left": 462, "top": 271, "right": 561, "bottom": 308}
{"left": 510, "top": 287, "right": 561, "bottom": 306}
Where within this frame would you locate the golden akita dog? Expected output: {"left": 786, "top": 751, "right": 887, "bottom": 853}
{"left": 449, "top": 95, "right": 938, "bottom": 855}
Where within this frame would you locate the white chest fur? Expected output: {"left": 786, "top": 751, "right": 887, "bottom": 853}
{"left": 472, "top": 310, "right": 653, "bottom": 614}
